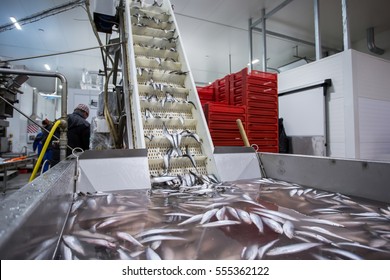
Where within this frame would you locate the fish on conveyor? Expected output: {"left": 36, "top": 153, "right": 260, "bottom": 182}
{"left": 183, "top": 145, "right": 197, "bottom": 171}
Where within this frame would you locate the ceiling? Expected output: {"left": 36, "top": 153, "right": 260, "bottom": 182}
{"left": 0, "top": 0, "right": 389, "bottom": 92}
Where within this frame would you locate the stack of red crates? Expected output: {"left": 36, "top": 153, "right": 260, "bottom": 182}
{"left": 213, "top": 76, "right": 229, "bottom": 104}
{"left": 197, "top": 85, "right": 215, "bottom": 105}
{"left": 229, "top": 68, "right": 278, "bottom": 152}
{"left": 202, "top": 102, "right": 247, "bottom": 146}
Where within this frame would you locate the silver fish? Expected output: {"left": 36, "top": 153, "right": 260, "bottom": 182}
{"left": 79, "top": 237, "right": 117, "bottom": 249}
{"left": 242, "top": 244, "right": 259, "bottom": 260}
{"left": 117, "top": 248, "right": 134, "bottom": 260}
{"left": 295, "top": 230, "right": 334, "bottom": 245}
{"left": 178, "top": 214, "right": 203, "bottom": 226}
{"left": 321, "top": 248, "right": 363, "bottom": 260}
{"left": 62, "top": 235, "right": 86, "bottom": 256}
{"left": 249, "top": 212, "right": 264, "bottom": 233}
{"left": 337, "top": 242, "right": 390, "bottom": 253}
{"left": 302, "top": 218, "right": 344, "bottom": 228}
{"left": 216, "top": 207, "right": 227, "bottom": 221}
{"left": 200, "top": 220, "right": 241, "bottom": 228}
{"left": 283, "top": 220, "right": 295, "bottom": 239}
{"left": 135, "top": 228, "right": 187, "bottom": 238}
{"left": 145, "top": 247, "right": 161, "bottom": 260}
{"left": 258, "top": 239, "right": 279, "bottom": 259}
{"left": 200, "top": 208, "right": 219, "bottom": 224}
{"left": 253, "top": 208, "right": 299, "bottom": 222}
{"left": 226, "top": 206, "right": 240, "bottom": 220}
{"left": 236, "top": 209, "right": 252, "bottom": 224}
{"left": 266, "top": 242, "right": 321, "bottom": 256}
{"left": 261, "top": 217, "right": 283, "bottom": 234}
{"left": 141, "top": 235, "right": 187, "bottom": 244}
{"left": 300, "top": 226, "right": 352, "bottom": 242}
{"left": 116, "top": 231, "right": 143, "bottom": 247}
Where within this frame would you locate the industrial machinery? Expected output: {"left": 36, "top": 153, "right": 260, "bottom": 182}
{"left": 0, "top": 0, "right": 389, "bottom": 260}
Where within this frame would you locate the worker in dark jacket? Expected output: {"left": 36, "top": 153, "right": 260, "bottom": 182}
{"left": 51, "top": 104, "right": 91, "bottom": 166}
{"left": 67, "top": 103, "right": 91, "bottom": 154}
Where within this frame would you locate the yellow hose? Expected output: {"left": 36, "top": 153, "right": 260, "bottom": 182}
{"left": 29, "top": 120, "right": 62, "bottom": 182}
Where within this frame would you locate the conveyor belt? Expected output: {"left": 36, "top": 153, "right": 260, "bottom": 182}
{"left": 126, "top": 0, "right": 218, "bottom": 181}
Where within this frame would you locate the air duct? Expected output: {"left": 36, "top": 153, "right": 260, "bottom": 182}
{"left": 367, "top": 27, "right": 385, "bottom": 55}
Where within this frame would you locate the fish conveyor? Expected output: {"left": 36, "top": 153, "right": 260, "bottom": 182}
{"left": 1, "top": 0, "right": 390, "bottom": 260}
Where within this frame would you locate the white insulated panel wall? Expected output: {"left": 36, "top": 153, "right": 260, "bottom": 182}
{"left": 278, "top": 52, "right": 346, "bottom": 157}
{"left": 353, "top": 51, "right": 390, "bottom": 161}
{"left": 279, "top": 50, "right": 390, "bottom": 161}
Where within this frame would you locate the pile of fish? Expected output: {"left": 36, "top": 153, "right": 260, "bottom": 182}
{"left": 54, "top": 177, "right": 390, "bottom": 260}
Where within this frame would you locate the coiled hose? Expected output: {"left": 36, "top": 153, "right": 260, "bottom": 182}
{"left": 29, "top": 120, "right": 62, "bottom": 182}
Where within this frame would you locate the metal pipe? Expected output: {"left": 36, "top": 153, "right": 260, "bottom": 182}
{"left": 367, "top": 27, "right": 385, "bottom": 55}
{"left": 341, "top": 0, "right": 351, "bottom": 50}
{"left": 314, "top": 0, "right": 322, "bottom": 60}
{"left": 248, "top": 18, "right": 253, "bottom": 71}
{"left": 253, "top": 27, "right": 340, "bottom": 53}
{"left": 261, "top": 9, "right": 267, "bottom": 71}
{"left": 119, "top": 2, "right": 134, "bottom": 149}
{"left": 0, "top": 68, "right": 68, "bottom": 161}
{"left": 251, "top": 0, "right": 295, "bottom": 28}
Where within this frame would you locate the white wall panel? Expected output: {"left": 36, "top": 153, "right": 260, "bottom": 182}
{"left": 358, "top": 98, "right": 390, "bottom": 161}
{"left": 278, "top": 52, "right": 347, "bottom": 157}
{"left": 353, "top": 50, "right": 390, "bottom": 161}
{"left": 279, "top": 88, "right": 325, "bottom": 136}
{"left": 328, "top": 98, "right": 345, "bottom": 143}
{"left": 353, "top": 51, "right": 390, "bottom": 101}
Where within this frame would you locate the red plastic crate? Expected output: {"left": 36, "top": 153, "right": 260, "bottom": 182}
{"left": 247, "top": 115, "right": 278, "bottom": 124}
{"left": 248, "top": 123, "right": 278, "bottom": 132}
{"left": 197, "top": 86, "right": 215, "bottom": 102}
{"left": 247, "top": 108, "right": 277, "bottom": 117}
{"left": 248, "top": 131, "right": 278, "bottom": 139}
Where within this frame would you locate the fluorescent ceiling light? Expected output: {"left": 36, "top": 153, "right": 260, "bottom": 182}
{"left": 44, "top": 64, "right": 51, "bottom": 71}
{"left": 247, "top": 58, "right": 260, "bottom": 66}
{"left": 10, "top": 17, "right": 22, "bottom": 30}
{"left": 39, "top": 92, "right": 61, "bottom": 99}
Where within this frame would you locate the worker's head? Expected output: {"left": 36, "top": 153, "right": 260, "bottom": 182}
{"left": 74, "top": 104, "right": 89, "bottom": 119}
{"left": 42, "top": 118, "right": 51, "bottom": 127}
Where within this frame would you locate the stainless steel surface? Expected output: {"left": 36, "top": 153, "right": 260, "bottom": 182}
{"left": 1, "top": 156, "right": 36, "bottom": 192}
{"left": 0, "top": 68, "right": 68, "bottom": 161}
{"left": 261, "top": 8, "right": 267, "bottom": 71}
{"left": 0, "top": 159, "right": 75, "bottom": 259}
{"left": 77, "top": 149, "right": 151, "bottom": 192}
{"left": 289, "top": 136, "right": 325, "bottom": 156}
{"left": 342, "top": 0, "right": 351, "bottom": 50}
{"left": 314, "top": 0, "right": 322, "bottom": 60}
{"left": 214, "top": 146, "right": 262, "bottom": 182}
{"left": 260, "top": 152, "right": 390, "bottom": 203}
